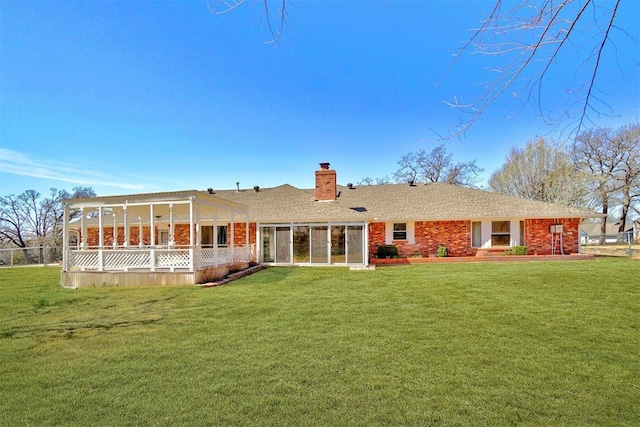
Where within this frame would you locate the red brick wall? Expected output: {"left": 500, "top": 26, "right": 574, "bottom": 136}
{"left": 368, "top": 218, "right": 582, "bottom": 258}
{"left": 415, "top": 220, "right": 475, "bottom": 257}
{"left": 369, "top": 220, "right": 475, "bottom": 258}
{"left": 525, "top": 218, "right": 580, "bottom": 255}
{"left": 86, "top": 226, "right": 156, "bottom": 246}
{"left": 232, "top": 222, "right": 257, "bottom": 246}
{"left": 87, "top": 223, "right": 259, "bottom": 247}
{"left": 368, "top": 222, "right": 385, "bottom": 257}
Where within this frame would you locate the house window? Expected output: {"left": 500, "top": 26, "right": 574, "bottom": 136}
{"left": 201, "top": 225, "right": 228, "bottom": 247}
{"left": 472, "top": 221, "right": 482, "bottom": 247}
{"left": 519, "top": 221, "right": 525, "bottom": 246}
{"left": 393, "top": 223, "right": 407, "bottom": 240}
{"left": 491, "top": 221, "right": 511, "bottom": 246}
{"left": 159, "top": 230, "right": 169, "bottom": 246}
{"left": 217, "top": 225, "right": 228, "bottom": 247}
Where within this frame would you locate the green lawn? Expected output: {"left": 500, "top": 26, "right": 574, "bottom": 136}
{"left": 1, "top": 259, "right": 639, "bottom": 426}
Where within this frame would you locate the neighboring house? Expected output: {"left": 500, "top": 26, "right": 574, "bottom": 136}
{"left": 62, "top": 163, "right": 600, "bottom": 287}
{"left": 580, "top": 221, "right": 638, "bottom": 244}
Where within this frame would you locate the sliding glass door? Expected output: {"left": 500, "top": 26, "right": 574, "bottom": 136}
{"left": 310, "top": 226, "right": 328, "bottom": 263}
{"left": 261, "top": 226, "right": 292, "bottom": 263}
{"left": 346, "top": 225, "right": 364, "bottom": 264}
{"left": 260, "top": 223, "right": 365, "bottom": 265}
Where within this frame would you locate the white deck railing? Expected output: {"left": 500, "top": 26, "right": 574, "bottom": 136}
{"left": 66, "top": 245, "right": 254, "bottom": 272}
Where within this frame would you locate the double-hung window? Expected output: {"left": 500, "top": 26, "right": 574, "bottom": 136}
{"left": 393, "top": 223, "right": 407, "bottom": 240}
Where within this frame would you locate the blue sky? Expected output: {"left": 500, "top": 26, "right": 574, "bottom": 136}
{"left": 1, "top": 0, "right": 639, "bottom": 197}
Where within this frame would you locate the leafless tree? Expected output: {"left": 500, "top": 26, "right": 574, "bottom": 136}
{"left": 610, "top": 124, "right": 640, "bottom": 234}
{"left": 443, "top": 0, "right": 625, "bottom": 138}
{"left": 488, "top": 137, "right": 588, "bottom": 206}
{"left": 357, "top": 176, "right": 393, "bottom": 186}
{"left": 572, "top": 127, "right": 626, "bottom": 243}
{"left": 392, "top": 145, "right": 483, "bottom": 187}
{"left": 358, "top": 145, "right": 482, "bottom": 187}
{"left": 0, "top": 187, "right": 95, "bottom": 259}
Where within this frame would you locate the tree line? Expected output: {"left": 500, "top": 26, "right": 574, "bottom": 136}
{"left": 0, "top": 187, "right": 95, "bottom": 261}
{"left": 360, "top": 123, "right": 640, "bottom": 243}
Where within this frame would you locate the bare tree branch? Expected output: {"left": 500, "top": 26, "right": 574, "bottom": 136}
{"left": 209, "top": 0, "right": 288, "bottom": 44}
{"left": 442, "top": 0, "right": 624, "bottom": 139}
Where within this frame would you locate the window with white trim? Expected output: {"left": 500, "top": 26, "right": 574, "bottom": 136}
{"left": 159, "top": 230, "right": 169, "bottom": 246}
{"left": 393, "top": 223, "right": 407, "bottom": 240}
{"left": 491, "top": 221, "right": 510, "bottom": 246}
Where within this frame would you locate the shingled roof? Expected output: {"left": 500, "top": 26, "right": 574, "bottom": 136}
{"left": 213, "top": 182, "right": 599, "bottom": 222}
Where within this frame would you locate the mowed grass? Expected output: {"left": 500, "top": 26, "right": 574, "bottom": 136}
{"left": 1, "top": 259, "right": 639, "bottom": 426}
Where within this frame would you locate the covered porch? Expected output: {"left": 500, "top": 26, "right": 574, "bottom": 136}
{"left": 62, "top": 190, "right": 252, "bottom": 287}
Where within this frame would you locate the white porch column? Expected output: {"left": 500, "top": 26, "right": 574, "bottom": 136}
{"left": 80, "top": 208, "right": 87, "bottom": 248}
{"left": 98, "top": 206, "right": 104, "bottom": 271}
{"left": 149, "top": 204, "right": 155, "bottom": 245}
{"left": 112, "top": 212, "right": 117, "bottom": 248}
{"left": 214, "top": 212, "right": 219, "bottom": 266}
{"left": 246, "top": 210, "right": 250, "bottom": 262}
{"left": 194, "top": 204, "right": 201, "bottom": 247}
{"left": 123, "top": 203, "right": 129, "bottom": 247}
{"left": 194, "top": 201, "right": 201, "bottom": 270}
{"left": 98, "top": 207, "right": 104, "bottom": 247}
{"left": 169, "top": 203, "right": 174, "bottom": 246}
{"left": 256, "top": 223, "right": 261, "bottom": 263}
{"left": 62, "top": 203, "right": 69, "bottom": 271}
{"left": 189, "top": 197, "right": 195, "bottom": 271}
{"left": 138, "top": 217, "right": 143, "bottom": 247}
{"left": 150, "top": 204, "right": 156, "bottom": 271}
{"left": 189, "top": 198, "right": 195, "bottom": 247}
{"left": 230, "top": 212, "right": 235, "bottom": 263}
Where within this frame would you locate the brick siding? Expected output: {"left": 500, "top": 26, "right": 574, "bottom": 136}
{"left": 525, "top": 218, "right": 580, "bottom": 255}
{"left": 369, "top": 218, "right": 581, "bottom": 258}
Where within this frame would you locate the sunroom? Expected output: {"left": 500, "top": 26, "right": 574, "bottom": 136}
{"left": 61, "top": 190, "right": 251, "bottom": 287}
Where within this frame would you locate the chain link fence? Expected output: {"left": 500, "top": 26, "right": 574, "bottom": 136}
{"left": 0, "top": 246, "right": 61, "bottom": 267}
{"left": 580, "top": 231, "right": 639, "bottom": 259}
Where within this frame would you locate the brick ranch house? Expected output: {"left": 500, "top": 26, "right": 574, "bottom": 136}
{"left": 62, "top": 163, "right": 600, "bottom": 287}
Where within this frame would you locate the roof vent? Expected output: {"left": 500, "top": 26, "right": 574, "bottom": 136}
{"left": 253, "top": 185, "right": 260, "bottom": 192}
{"left": 347, "top": 183, "right": 354, "bottom": 189}
{"left": 207, "top": 188, "right": 215, "bottom": 194}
